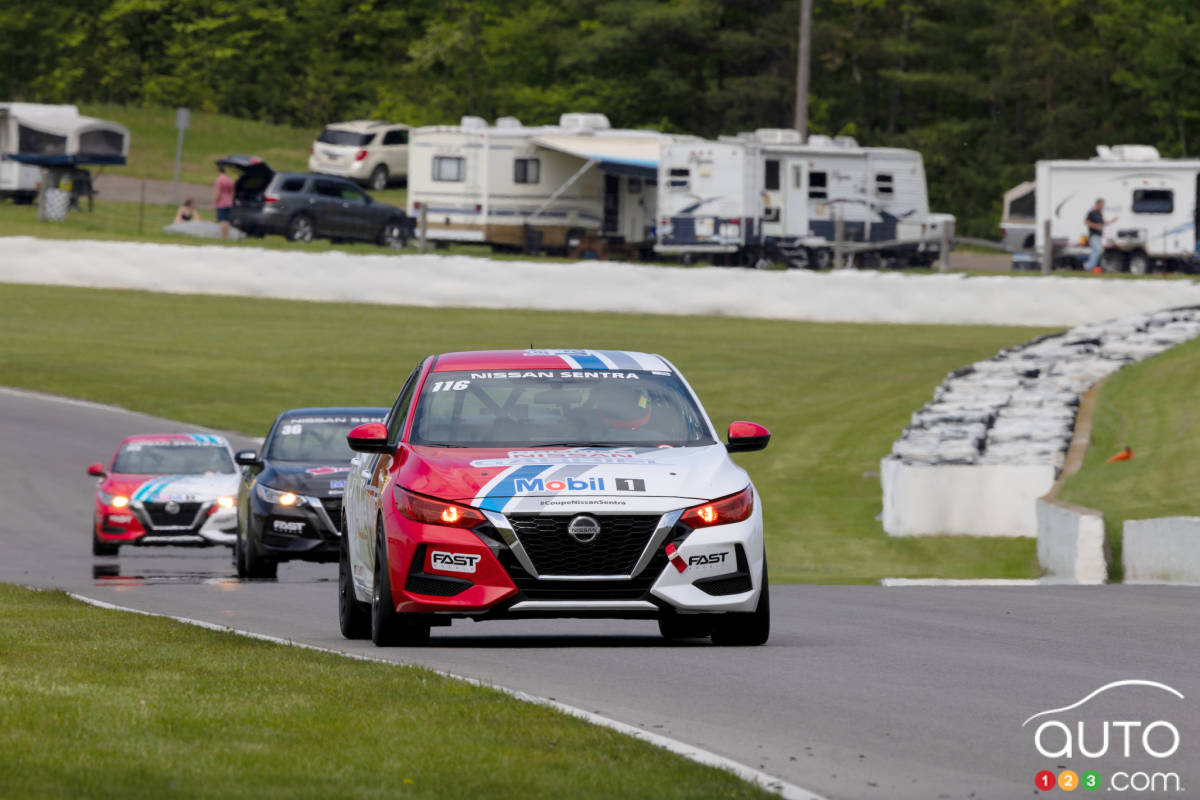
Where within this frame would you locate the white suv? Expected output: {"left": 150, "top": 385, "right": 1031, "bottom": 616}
{"left": 308, "top": 120, "right": 410, "bottom": 190}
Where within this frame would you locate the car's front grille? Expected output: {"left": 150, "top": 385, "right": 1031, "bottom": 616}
{"left": 143, "top": 501, "right": 202, "bottom": 529}
{"left": 507, "top": 514, "right": 661, "bottom": 576}
{"left": 497, "top": 547, "right": 670, "bottom": 601}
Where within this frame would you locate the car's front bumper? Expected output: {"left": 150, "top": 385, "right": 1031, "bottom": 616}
{"left": 95, "top": 501, "right": 237, "bottom": 547}
{"left": 248, "top": 493, "right": 343, "bottom": 562}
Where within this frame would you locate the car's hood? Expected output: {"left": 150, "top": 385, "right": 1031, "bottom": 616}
{"left": 102, "top": 472, "right": 238, "bottom": 503}
{"left": 256, "top": 462, "right": 352, "bottom": 497}
{"left": 400, "top": 445, "right": 748, "bottom": 515}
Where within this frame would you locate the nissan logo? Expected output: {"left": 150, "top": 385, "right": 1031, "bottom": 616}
{"left": 164, "top": 500, "right": 181, "bottom": 515}
{"left": 567, "top": 515, "right": 601, "bottom": 543}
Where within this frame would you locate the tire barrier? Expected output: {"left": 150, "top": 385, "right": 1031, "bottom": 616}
{"left": 882, "top": 307, "right": 1200, "bottom": 537}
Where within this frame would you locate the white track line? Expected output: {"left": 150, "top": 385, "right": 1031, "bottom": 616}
{"left": 67, "top": 591, "right": 825, "bottom": 800}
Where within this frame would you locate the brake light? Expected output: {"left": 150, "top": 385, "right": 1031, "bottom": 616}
{"left": 356, "top": 149, "right": 368, "bottom": 161}
{"left": 680, "top": 486, "right": 754, "bottom": 528}
{"left": 393, "top": 487, "right": 485, "bottom": 529}
{"left": 413, "top": 201, "right": 422, "bottom": 209}
{"left": 264, "top": 194, "right": 279, "bottom": 204}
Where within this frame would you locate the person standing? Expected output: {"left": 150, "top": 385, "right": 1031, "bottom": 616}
{"left": 1083, "top": 198, "right": 1115, "bottom": 270}
{"left": 213, "top": 165, "right": 235, "bottom": 239}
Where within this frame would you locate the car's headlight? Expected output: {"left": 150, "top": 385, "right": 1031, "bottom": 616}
{"left": 98, "top": 491, "right": 129, "bottom": 508}
{"left": 216, "top": 496, "right": 235, "bottom": 509}
{"left": 255, "top": 484, "right": 303, "bottom": 506}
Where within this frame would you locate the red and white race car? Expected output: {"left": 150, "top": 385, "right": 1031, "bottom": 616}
{"left": 88, "top": 433, "right": 240, "bottom": 555}
{"left": 340, "top": 349, "right": 771, "bottom": 646}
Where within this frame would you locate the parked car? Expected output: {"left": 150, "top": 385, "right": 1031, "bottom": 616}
{"left": 233, "top": 406, "right": 387, "bottom": 579}
{"left": 218, "top": 156, "right": 412, "bottom": 247}
{"left": 308, "top": 120, "right": 410, "bottom": 190}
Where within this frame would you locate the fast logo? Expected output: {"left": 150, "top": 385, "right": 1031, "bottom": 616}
{"left": 430, "top": 551, "right": 481, "bottom": 574}
{"left": 514, "top": 477, "right": 605, "bottom": 493}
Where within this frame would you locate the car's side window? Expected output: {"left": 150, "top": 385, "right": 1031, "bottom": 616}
{"left": 341, "top": 186, "right": 368, "bottom": 205}
{"left": 314, "top": 180, "right": 342, "bottom": 198}
{"left": 279, "top": 177, "right": 305, "bottom": 193}
{"left": 386, "top": 365, "right": 423, "bottom": 443}
{"left": 383, "top": 129, "right": 408, "bottom": 146}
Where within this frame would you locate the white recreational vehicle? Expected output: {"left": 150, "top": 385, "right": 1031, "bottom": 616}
{"left": 656, "top": 129, "right": 953, "bottom": 267}
{"left": 0, "top": 103, "right": 129, "bottom": 202}
{"left": 407, "top": 113, "right": 693, "bottom": 251}
{"left": 1026, "top": 145, "right": 1200, "bottom": 273}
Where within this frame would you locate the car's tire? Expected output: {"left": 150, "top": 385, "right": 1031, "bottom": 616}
{"left": 710, "top": 561, "right": 770, "bottom": 646}
{"left": 368, "top": 165, "right": 389, "bottom": 192}
{"left": 339, "top": 532, "right": 370, "bottom": 639}
{"left": 371, "top": 521, "right": 429, "bottom": 646}
{"left": 378, "top": 219, "right": 407, "bottom": 249}
{"left": 234, "top": 527, "right": 249, "bottom": 578}
{"left": 658, "top": 610, "right": 712, "bottom": 640}
{"left": 242, "top": 529, "right": 277, "bottom": 579}
{"left": 1100, "top": 249, "right": 1127, "bottom": 273}
{"left": 92, "top": 527, "right": 119, "bottom": 557}
{"left": 287, "top": 213, "right": 314, "bottom": 243}
{"left": 809, "top": 248, "right": 833, "bottom": 270}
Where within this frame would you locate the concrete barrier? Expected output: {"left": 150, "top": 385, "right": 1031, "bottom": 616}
{"left": 1035, "top": 497, "right": 1108, "bottom": 583}
{"left": 1123, "top": 517, "right": 1200, "bottom": 583}
{"left": 881, "top": 457, "right": 1055, "bottom": 537}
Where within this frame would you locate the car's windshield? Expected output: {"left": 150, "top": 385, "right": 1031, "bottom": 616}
{"left": 113, "top": 442, "right": 235, "bottom": 474}
{"left": 317, "top": 129, "right": 374, "bottom": 146}
{"left": 410, "top": 370, "right": 715, "bottom": 448}
{"left": 267, "top": 415, "right": 385, "bottom": 462}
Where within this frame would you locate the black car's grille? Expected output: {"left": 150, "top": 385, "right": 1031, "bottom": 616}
{"left": 143, "top": 501, "right": 201, "bottom": 528}
{"left": 507, "top": 514, "right": 661, "bottom": 576}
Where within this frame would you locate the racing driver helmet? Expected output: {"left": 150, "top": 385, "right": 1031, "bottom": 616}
{"left": 592, "top": 382, "right": 652, "bottom": 430}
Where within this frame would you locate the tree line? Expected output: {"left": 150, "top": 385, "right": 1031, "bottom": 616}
{"left": 3, "top": 0, "right": 1198, "bottom": 236}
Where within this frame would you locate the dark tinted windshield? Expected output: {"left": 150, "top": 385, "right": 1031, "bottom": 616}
{"left": 411, "top": 370, "right": 715, "bottom": 448}
{"left": 317, "top": 129, "right": 374, "bottom": 146}
{"left": 113, "top": 443, "right": 234, "bottom": 474}
{"left": 267, "top": 415, "right": 385, "bottom": 462}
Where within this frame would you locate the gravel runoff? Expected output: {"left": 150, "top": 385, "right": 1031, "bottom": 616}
{"left": 887, "top": 307, "right": 1200, "bottom": 469}
{"left": 7, "top": 236, "right": 1200, "bottom": 326}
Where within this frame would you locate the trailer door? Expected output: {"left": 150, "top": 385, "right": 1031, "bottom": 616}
{"left": 783, "top": 158, "right": 807, "bottom": 235}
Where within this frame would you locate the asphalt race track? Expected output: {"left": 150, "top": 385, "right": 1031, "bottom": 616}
{"left": 3, "top": 387, "right": 1197, "bottom": 800}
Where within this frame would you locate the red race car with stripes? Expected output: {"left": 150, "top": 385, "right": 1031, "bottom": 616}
{"left": 87, "top": 433, "right": 239, "bottom": 556}
{"left": 340, "top": 349, "right": 771, "bottom": 645}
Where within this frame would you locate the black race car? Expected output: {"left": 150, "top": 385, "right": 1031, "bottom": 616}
{"left": 234, "top": 407, "right": 386, "bottom": 579}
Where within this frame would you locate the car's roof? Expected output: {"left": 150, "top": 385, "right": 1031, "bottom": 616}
{"left": 321, "top": 120, "right": 410, "bottom": 133}
{"left": 120, "top": 433, "right": 229, "bottom": 445}
{"left": 431, "top": 349, "right": 673, "bottom": 373}
{"left": 277, "top": 407, "right": 388, "bottom": 418}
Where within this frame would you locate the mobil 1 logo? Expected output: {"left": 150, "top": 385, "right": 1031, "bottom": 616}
{"left": 614, "top": 478, "right": 646, "bottom": 492}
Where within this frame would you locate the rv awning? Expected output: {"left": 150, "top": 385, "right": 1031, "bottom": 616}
{"left": 531, "top": 135, "right": 661, "bottom": 179}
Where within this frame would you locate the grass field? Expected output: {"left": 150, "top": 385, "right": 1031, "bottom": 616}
{"left": 0, "top": 283, "right": 1051, "bottom": 582}
{"left": 1058, "top": 336, "right": 1200, "bottom": 578}
{"left": 0, "top": 585, "right": 772, "bottom": 799}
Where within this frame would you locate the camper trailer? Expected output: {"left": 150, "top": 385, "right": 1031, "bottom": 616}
{"left": 656, "top": 129, "right": 953, "bottom": 268}
{"left": 1031, "top": 145, "right": 1200, "bottom": 273}
{"left": 407, "top": 114, "right": 691, "bottom": 251}
{"left": 0, "top": 103, "right": 129, "bottom": 202}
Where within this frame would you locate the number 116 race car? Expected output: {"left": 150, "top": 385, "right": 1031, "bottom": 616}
{"left": 339, "top": 349, "right": 771, "bottom": 646}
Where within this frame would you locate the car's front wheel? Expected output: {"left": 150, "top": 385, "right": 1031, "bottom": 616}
{"left": 378, "top": 219, "right": 408, "bottom": 249}
{"left": 287, "top": 213, "right": 314, "bottom": 243}
{"left": 368, "top": 165, "right": 389, "bottom": 191}
{"left": 339, "top": 529, "right": 370, "bottom": 639}
{"left": 241, "top": 528, "right": 277, "bottom": 580}
{"left": 92, "top": 526, "right": 119, "bottom": 557}
{"left": 710, "top": 561, "right": 770, "bottom": 646}
{"left": 371, "top": 521, "right": 429, "bottom": 646}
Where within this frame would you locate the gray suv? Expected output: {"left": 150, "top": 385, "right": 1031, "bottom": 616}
{"left": 220, "top": 156, "right": 412, "bottom": 247}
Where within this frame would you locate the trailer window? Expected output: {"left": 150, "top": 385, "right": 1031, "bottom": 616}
{"left": 875, "top": 173, "right": 894, "bottom": 196}
{"left": 809, "top": 171, "right": 828, "bottom": 199}
{"left": 668, "top": 167, "right": 689, "bottom": 190}
{"left": 514, "top": 158, "right": 540, "bottom": 184}
{"left": 1132, "top": 189, "right": 1173, "bottom": 214}
{"left": 1007, "top": 188, "right": 1035, "bottom": 219}
{"left": 433, "top": 156, "right": 466, "bottom": 182}
{"left": 764, "top": 159, "right": 780, "bottom": 191}
{"left": 18, "top": 125, "right": 66, "bottom": 155}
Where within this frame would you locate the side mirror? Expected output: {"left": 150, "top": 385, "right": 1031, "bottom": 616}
{"left": 87, "top": 463, "right": 106, "bottom": 477}
{"left": 347, "top": 422, "right": 392, "bottom": 454}
{"left": 726, "top": 421, "right": 770, "bottom": 453}
{"left": 235, "top": 449, "right": 262, "bottom": 467}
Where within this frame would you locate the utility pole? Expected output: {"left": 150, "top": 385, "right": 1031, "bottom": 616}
{"left": 794, "top": 0, "right": 812, "bottom": 142}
